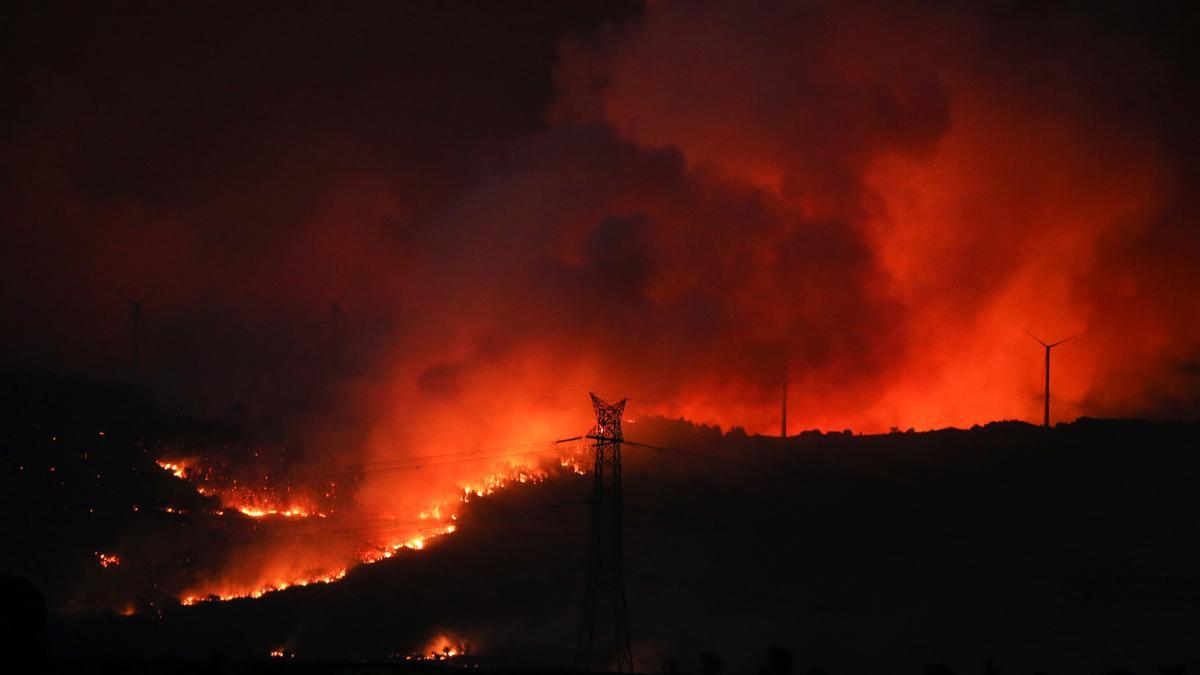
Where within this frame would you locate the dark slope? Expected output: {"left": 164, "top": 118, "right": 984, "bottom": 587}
{"left": 29, "top": 401, "right": 1200, "bottom": 674}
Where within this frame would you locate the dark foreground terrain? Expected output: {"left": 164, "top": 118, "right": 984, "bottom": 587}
{"left": 2, "top": 373, "right": 1198, "bottom": 674}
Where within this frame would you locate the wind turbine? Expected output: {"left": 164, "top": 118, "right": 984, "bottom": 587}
{"left": 781, "top": 354, "right": 789, "bottom": 439}
{"left": 1023, "top": 328, "right": 1082, "bottom": 428}
{"left": 313, "top": 292, "right": 346, "bottom": 366}
{"left": 105, "top": 287, "right": 144, "bottom": 374}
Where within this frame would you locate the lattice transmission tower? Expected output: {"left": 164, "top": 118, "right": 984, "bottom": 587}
{"left": 576, "top": 392, "right": 634, "bottom": 672}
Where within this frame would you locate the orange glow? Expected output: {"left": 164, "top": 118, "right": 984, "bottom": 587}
{"left": 405, "top": 633, "right": 470, "bottom": 661}
{"left": 96, "top": 552, "right": 121, "bottom": 567}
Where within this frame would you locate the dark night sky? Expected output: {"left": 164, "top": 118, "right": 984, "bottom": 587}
{"left": 4, "top": 1, "right": 633, "bottom": 200}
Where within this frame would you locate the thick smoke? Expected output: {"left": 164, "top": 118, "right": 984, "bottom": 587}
{"left": 538, "top": 0, "right": 1196, "bottom": 431}
{"left": 4, "top": 0, "right": 1199, "bottom": 463}
{"left": 361, "top": 0, "right": 1200, "bottom": 474}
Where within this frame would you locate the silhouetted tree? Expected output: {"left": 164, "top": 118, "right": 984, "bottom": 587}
{"left": 700, "top": 651, "right": 724, "bottom": 675}
{"left": 0, "top": 576, "right": 45, "bottom": 662}
{"left": 759, "top": 645, "right": 795, "bottom": 675}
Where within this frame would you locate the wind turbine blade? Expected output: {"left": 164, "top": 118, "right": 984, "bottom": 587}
{"left": 1048, "top": 332, "right": 1085, "bottom": 348}
{"left": 1021, "top": 327, "right": 1048, "bottom": 347}
{"left": 100, "top": 284, "right": 132, "bottom": 303}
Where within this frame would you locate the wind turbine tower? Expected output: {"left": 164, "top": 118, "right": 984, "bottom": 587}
{"left": 781, "top": 364, "right": 788, "bottom": 439}
{"left": 326, "top": 293, "right": 344, "bottom": 345}
{"left": 106, "top": 288, "right": 144, "bottom": 374}
{"left": 314, "top": 292, "right": 346, "bottom": 368}
{"left": 1024, "top": 329, "right": 1081, "bottom": 428}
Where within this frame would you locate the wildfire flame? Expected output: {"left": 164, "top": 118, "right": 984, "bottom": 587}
{"left": 159, "top": 444, "right": 586, "bottom": 607}
{"left": 404, "top": 633, "right": 470, "bottom": 661}
{"left": 156, "top": 460, "right": 188, "bottom": 480}
{"left": 96, "top": 552, "right": 121, "bottom": 568}
{"left": 157, "top": 457, "right": 331, "bottom": 519}
{"left": 560, "top": 455, "right": 588, "bottom": 475}
{"left": 180, "top": 568, "right": 348, "bottom": 606}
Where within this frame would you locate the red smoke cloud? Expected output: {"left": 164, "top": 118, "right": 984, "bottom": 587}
{"left": 5, "top": 1, "right": 1197, "bottom": 442}
{"left": 528, "top": 0, "right": 1196, "bottom": 431}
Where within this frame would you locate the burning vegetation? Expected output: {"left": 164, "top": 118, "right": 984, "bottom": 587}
{"left": 154, "top": 458, "right": 332, "bottom": 519}
{"left": 403, "top": 634, "right": 471, "bottom": 662}
{"left": 151, "top": 441, "right": 588, "bottom": 608}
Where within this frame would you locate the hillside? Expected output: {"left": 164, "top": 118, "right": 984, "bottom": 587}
{"left": 4, "top": 375, "right": 1196, "bottom": 673}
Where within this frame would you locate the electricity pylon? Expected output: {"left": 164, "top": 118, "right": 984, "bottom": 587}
{"left": 577, "top": 392, "right": 634, "bottom": 673}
